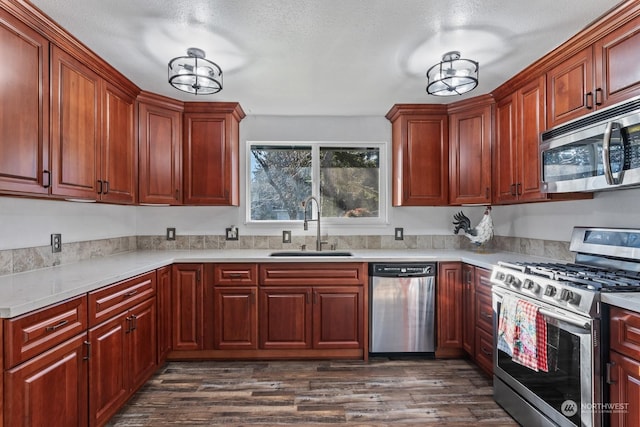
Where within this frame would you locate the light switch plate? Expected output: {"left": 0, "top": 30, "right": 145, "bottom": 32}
{"left": 282, "top": 230, "right": 292, "bottom": 244}
{"left": 395, "top": 227, "right": 404, "bottom": 241}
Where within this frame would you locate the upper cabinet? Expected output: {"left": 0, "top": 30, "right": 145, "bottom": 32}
{"left": 183, "top": 103, "right": 245, "bottom": 206}
{"left": 448, "top": 96, "right": 493, "bottom": 205}
{"left": 494, "top": 76, "right": 548, "bottom": 204}
{"left": 138, "top": 92, "right": 183, "bottom": 205}
{"left": 547, "top": 7, "right": 640, "bottom": 128}
{"left": 0, "top": 9, "right": 50, "bottom": 195}
{"left": 51, "top": 46, "right": 137, "bottom": 203}
{"left": 386, "top": 104, "right": 449, "bottom": 206}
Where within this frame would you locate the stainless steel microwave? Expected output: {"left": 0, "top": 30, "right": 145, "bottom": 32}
{"left": 540, "top": 97, "right": 640, "bottom": 193}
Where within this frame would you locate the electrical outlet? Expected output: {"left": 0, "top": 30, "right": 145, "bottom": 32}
{"left": 166, "top": 227, "right": 176, "bottom": 241}
{"left": 282, "top": 230, "right": 292, "bottom": 244}
{"left": 225, "top": 226, "right": 239, "bottom": 241}
{"left": 51, "top": 233, "right": 62, "bottom": 253}
{"left": 395, "top": 227, "right": 404, "bottom": 241}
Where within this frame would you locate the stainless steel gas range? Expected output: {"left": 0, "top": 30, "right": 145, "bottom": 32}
{"left": 491, "top": 227, "right": 640, "bottom": 427}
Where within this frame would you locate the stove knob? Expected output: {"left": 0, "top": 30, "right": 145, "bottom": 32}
{"left": 506, "top": 274, "right": 522, "bottom": 288}
{"left": 522, "top": 279, "right": 540, "bottom": 294}
{"left": 495, "top": 272, "right": 505, "bottom": 281}
{"left": 559, "top": 289, "right": 581, "bottom": 305}
{"left": 544, "top": 285, "right": 556, "bottom": 297}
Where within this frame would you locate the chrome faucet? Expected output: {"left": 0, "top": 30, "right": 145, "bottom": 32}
{"left": 302, "top": 196, "right": 325, "bottom": 251}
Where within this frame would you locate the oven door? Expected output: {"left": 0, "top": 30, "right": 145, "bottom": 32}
{"left": 492, "top": 288, "right": 601, "bottom": 427}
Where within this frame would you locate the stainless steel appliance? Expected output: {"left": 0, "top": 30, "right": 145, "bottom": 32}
{"left": 369, "top": 263, "right": 436, "bottom": 355}
{"left": 540, "top": 96, "right": 640, "bottom": 193}
{"left": 491, "top": 227, "right": 640, "bottom": 427}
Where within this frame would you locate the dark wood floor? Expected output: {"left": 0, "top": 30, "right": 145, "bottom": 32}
{"left": 107, "top": 358, "right": 518, "bottom": 426}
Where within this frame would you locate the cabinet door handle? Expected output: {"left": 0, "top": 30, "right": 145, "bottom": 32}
{"left": 229, "top": 273, "right": 243, "bottom": 279}
{"left": 43, "top": 170, "right": 51, "bottom": 188}
{"left": 131, "top": 314, "right": 137, "bottom": 331}
{"left": 516, "top": 183, "right": 522, "bottom": 196}
{"left": 481, "top": 345, "right": 492, "bottom": 356}
{"left": 585, "top": 92, "right": 594, "bottom": 109}
{"left": 313, "top": 291, "right": 318, "bottom": 304}
{"left": 481, "top": 311, "right": 492, "bottom": 319}
{"left": 595, "top": 88, "right": 603, "bottom": 106}
{"left": 123, "top": 289, "right": 138, "bottom": 299}
{"left": 125, "top": 316, "right": 133, "bottom": 333}
{"left": 510, "top": 184, "right": 517, "bottom": 196}
{"left": 83, "top": 340, "right": 91, "bottom": 361}
{"left": 606, "top": 362, "right": 616, "bottom": 384}
{"left": 175, "top": 189, "right": 180, "bottom": 201}
{"left": 104, "top": 180, "right": 110, "bottom": 194}
{"left": 196, "top": 270, "right": 201, "bottom": 282}
{"left": 45, "top": 319, "right": 69, "bottom": 332}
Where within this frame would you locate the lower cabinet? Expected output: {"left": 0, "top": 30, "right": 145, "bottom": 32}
{"left": 4, "top": 334, "right": 88, "bottom": 427}
{"left": 436, "top": 262, "right": 464, "bottom": 358}
{"left": 156, "top": 265, "right": 172, "bottom": 364}
{"left": 313, "top": 287, "right": 363, "bottom": 349}
{"left": 259, "top": 287, "right": 312, "bottom": 349}
{"left": 213, "top": 287, "right": 258, "bottom": 350}
{"left": 172, "top": 263, "right": 204, "bottom": 351}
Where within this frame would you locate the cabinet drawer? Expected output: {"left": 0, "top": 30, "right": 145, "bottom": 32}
{"left": 610, "top": 306, "right": 640, "bottom": 359}
{"left": 260, "top": 263, "right": 366, "bottom": 286}
{"left": 213, "top": 263, "right": 258, "bottom": 285}
{"left": 4, "top": 295, "right": 87, "bottom": 368}
{"left": 475, "top": 267, "right": 492, "bottom": 297}
{"left": 475, "top": 291, "right": 493, "bottom": 333}
{"left": 475, "top": 326, "right": 493, "bottom": 376}
{"left": 89, "top": 271, "right": 156, "bottom": 327}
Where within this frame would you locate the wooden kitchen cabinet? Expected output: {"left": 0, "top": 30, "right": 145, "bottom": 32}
{"left": 547, "top": 13, "right": 640, "bottom": 127}
{"left": 138, "top": 92, "right": 183, "bottom": 205}
{"left": 0, "top": 9, "right": 50, "bottom": 196}
{"left": 386, "top": 104, "right": 449, "bottom": 206}
{"left": 259, "top": 287, "right": 312, "bottom": 350}
{"left": 460, "top": 264, "right": 494, "bottom": 375}
{"left": 51, "top": 45, "right": 137, "bottom": 203}
{"left": 313, "top": 287, "right": 363, "bottom": 349}
{"left": 88, "top": 272, "right": 157, "bottom": 426}
{"left": 182, "top": 103, "right": 245, "bottom": 205}
{"left": 172, "top": 264, "right": 204, "bottom": 350}
{"left": 436, "top": 262, "right": 464, "bottom": 358}
{"left": 211, "top": 264, "right": 258, "bottom": 350}
{"left": 156, "top": 266, "right": 172, "bottom": 364}
{"left": 608, "top": 306, "right": 640, "bottom": 426}
{"left": 448, "top": 96, "right": 493, "bottom": 205}
{"left": 4, "top": 334, "right": 88, "bottom": 427}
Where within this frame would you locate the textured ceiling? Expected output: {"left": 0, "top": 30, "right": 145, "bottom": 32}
{"left": 30, "top": 0, "right": 618, "bottom": 115}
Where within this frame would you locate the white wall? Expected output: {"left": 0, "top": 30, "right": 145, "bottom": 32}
{"left": 2, "top": 115, "right": 640, "bottom": 250}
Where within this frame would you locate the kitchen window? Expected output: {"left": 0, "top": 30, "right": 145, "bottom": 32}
{"left": 247, "top": 141, "right": 386, "bottom": 224}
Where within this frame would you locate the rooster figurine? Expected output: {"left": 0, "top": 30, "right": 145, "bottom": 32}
{"left": 452, "top": 206, "right": 494, "bottom": 246}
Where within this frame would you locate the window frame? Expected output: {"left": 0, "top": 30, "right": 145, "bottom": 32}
{"left": 245, "top": 140, "right": 388, "bottom": 226}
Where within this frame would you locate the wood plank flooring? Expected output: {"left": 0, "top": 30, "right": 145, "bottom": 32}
{"left": 107, "top": 358, "right": 518, "bottom": 426}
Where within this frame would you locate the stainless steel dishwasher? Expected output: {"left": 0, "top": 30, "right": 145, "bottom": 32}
{"left": 369, "top": 263, "right": 436, "bottom": 356}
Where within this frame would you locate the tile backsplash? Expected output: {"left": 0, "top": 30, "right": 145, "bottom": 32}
{"left": 0, "top": 234, "right": 572, "bottom": 276}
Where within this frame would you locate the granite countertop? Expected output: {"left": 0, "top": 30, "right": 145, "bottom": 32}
{"left": 0, "top": 248, "right": 636, "bottom": 318}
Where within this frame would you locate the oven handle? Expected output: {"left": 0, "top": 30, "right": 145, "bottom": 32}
{"left": 492, "top": 289, "right": 590, "bottom": 330}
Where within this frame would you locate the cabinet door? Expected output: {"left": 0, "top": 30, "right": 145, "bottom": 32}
{"left": 138, "top": 99, "right": 182, "bottom": 204}
{"left": 546, "top": 47, "right": 593, "bottom": 128}
{"left": 461, "top": 264, "right": 476, "bottom": 355}
{"left": 51, "top": 46, "right": 101, "bottom": 200}
{"left": 449, "top": 102, "right": 492, "bottom": 205}
{"left": 0, "top": 10, "right": 50, "bottom": 195}
{"left": 387, "top": 107, "right": 449, "bottom": 206}
{"left": 436, "top": 262, "right": 463, "bottom": 358}
{"left": 100, "top": 82, "right": 136, "bottom": 203}
{"left": 157, "top": 266, "right": 172, "bottom": 364}
{"left": 493, "top": 94, "right": 518, "bottom": 204}
{"left": 517, "top": 76, "right": 547, "bottom": 202}
{"left": 312, "top": 287, "right": 363, "bottom": 349}
{"left": 5, "top": 335, "right": 88, "bottom": 427}
{"left": 128, "top": 298, "right": 157, "bottom": 391}
{"left": 213, "top": 287, "right": 258, "bottom": 350}
{"left": 172, "top": 264, "right": 204, "bottom": 350}
{"left": 594, "top": 17, "right": 640, "bottom": 108}
{"left": 609, "top": 351, "right": 640, "bottom": 427}
{"left": 183, "top": 112, "right": 239, "bottom": 205}
{"left": 259, "top": 287, "right": 312, "bottom": 350}
{"left": 88, "top": 314, "right": 128, "bottom": 427}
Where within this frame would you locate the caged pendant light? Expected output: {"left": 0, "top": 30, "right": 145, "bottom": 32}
{"left": 426, "top": 51, "right": 478, "bottom": 96}
{"left": 168, "top": 47, "right": 223, "bottom": 95}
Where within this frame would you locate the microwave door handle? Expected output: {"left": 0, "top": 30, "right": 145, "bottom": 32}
{"left": 603, "top": 121, "right": 624, "bottom": 185}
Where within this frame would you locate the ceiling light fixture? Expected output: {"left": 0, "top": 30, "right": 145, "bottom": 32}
{"left": 426, "top": 51, "right": 478, "bottom": 96}
{"left": 168, "top": 47, "right": 223, "bottom": 95}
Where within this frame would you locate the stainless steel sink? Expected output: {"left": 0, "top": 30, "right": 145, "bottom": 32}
{"left": 269, "top": 251, "right": 353, "bottom": 257}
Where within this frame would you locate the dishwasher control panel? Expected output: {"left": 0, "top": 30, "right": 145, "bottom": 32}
{"left": 369, "top": 263, "right": 435, "bottom": 277}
